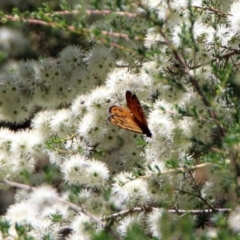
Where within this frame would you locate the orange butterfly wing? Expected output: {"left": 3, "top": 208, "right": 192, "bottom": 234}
{"left": 108, "top": 106, "right": 143, "bottom": 133}
{"left": 125, "top": 91, "right": 152, "bottom": 137}
{"left": 126, "top": 91, "right": 148, "bottom": 126}
{"left": 108, "top": 91, "right": 152, "bottom": 137}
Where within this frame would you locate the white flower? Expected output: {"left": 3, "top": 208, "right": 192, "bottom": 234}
{"left": 171, "top": 0, "right": 202, "bottom": 9}
{"left": 144, "top": 28, "right": 164, "bottom": 50}
{"left": 35, "top": 58, "right": 73, "bottom": 107}
{"left": 193, "top": 21, "right": 214, "bottom": 42}
{"left": 48, "top": 151, "right": 65, "bottom": 165}
{"left": 76, "top": 89, "right": 120, "bottom": 149}
{"left": 61, "top": 154, "right": 109, "bottom": 187}
{"left": 31, "top": 110, "right": 54, "bottom": 138}
{"left": 215, "top": 25, "right": 232, "bottom": 47}
{"left": 228, "top": 0, "right": 240, "bottom": 35}
{"left": 106, "top": 68, "right": 138, "bottom": 92}
{"left": 181, "top": 92, "right": 208, "bottom": 116}
{"left": 116, "top": 136, "right": 147, "bottom": 169}
{"left": 107, "top": 68, "right": 151, "bottom": 97}
{"left": 0, "top": 128, "right": 14, "bottom": 152}
{"left": 146, "top": 208, "right": 164, "bottom": 238}
{"left": 70, "top": 66, "right": 93, "bottom": 94}
{"left": 189, "top": 119, "right": 213, "bottom": 144}
{"left": 0, "top": 131, "right": 37, "bottom": 178}
{"left": 142, "top": 0, "right": 168, "bottom": 21}
{"left": 59, "top": 46, "right": 84, "bottom": 75}
{"left": 189, "top": 66, "right": 219, "bottom": 89}
{"left": 112, "top": 171, "right": 135, "bottom": 185}
{"left": 86, "top": 45, "right": 115, "bottom": 80}
{"left": 0, "top": 152, "right": 13, "bottom": 179}
{"left": 172, "top": 20, "right": 214, "bottom": 48}
{"left": 85, "top": 86, "right": 113, "bottom": 110}
{"left": 70, "top": 215, "right": 102, "bottom": 238}
{"left": 9, "top": 152, "right": 35, "bottom": 176}
{"left": 200, "top": 181, "right": 219, "bottom": 204}
{"left": 172, "top": 24, "right": 183, "bottom": 47}
{"left": 18, "top": 60, "right": 39, "bottom": 86}
{"left": 117, "top": 215, "right": 143, "bottom": 237}
{"left": 0, "top": 73, "right": 34, "bottom": 123}
{"left": 22, "top": 130, "right": 45, "bottom": 159}
{"left": 71, "top": 94, "right": 89, "bottom": 118}
{"left": 10, "top": 130, "right": 29, "bottom": 155}
{"left": 97, "top": 127, "right": 121, "bottom": 151}
{"left": 67, "top": 233, "right": 91, "bottom": 240}
{"left": 28, "top": 185, "right": 58, "bottom": 209}
{"left": 160, "top": 84, "right": 185, "bottom": 103}
{"left": 50, "top": 109, "right": 76, "bottom": 137}
{"left": 140, "top": 61, "right": 159, "bottom": 85}
{"left": 175, "top": 175, "right": 199, "bottom": 209}
{"left": 148, "top": 105, "right": 174, "bottom": 142}
{"left": 41, "top": 202, "right": 69, "bottom": 219}
{"left": 0, "top": 27, "right": 28, "bottom": 56}
{"left": 85, "top": 194, "right": 107, "bottom": 215}
{"left": 78, "top": 110, "right": 107, "bottom": 145}
{"left": 5, "top": 200, "right": 37, "bottom": 225}
{"left": 104, "top": 150, "right": 130, "bottom": 176}
{"left": 112, "top": 173, "right": 149, "bottom": 207}
{"left": 115, "top": 40, "right": 143, "bottom": 67}
{"left": 38, "top": 58, "right": 59, "bottom": 83}
{"left": 228, "top": 207, "right": 240, "bottom": 232}
{"left": 146, "top": 175, "right": 173, "bottom": 203}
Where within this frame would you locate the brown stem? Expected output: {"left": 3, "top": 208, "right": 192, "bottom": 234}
{"left": 45, "top": 9, "right": 138, "bottom": 18}
{"left": 189, "top": 170, "right": 215, "bottom": 209}
{"left": 1, "top": 180, "right": 104, "bottom": 225}
{"left": 159, "top": 30, "right": 225, "bottom": 137}
{"left": 175, "top": 187, "right": 214, "bottom": 210}
{"left": 193, "top": 6, "right": 230, "bottom": 17}
{"left": 102, "top": 205, "right": 231, "bottom": 221}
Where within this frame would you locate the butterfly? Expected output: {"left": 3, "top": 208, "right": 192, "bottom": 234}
{"left": 108, "top": 91, "right": 152, "bottom": 137}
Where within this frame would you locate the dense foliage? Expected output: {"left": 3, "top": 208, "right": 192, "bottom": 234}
{"left": 0, "top": 0, "right": 239, "bottom": 239}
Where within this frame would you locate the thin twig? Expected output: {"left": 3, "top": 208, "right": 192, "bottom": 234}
{"left": 159, "top": 30, "right": 225, "bottom": 137}
{"left": 1, "top": 180, "right": 103, "bottom": 226}
{"left": 2, "top": 16, "right": 129, "bottom": 52}
{"left": 102, "top": 206, "right": 231, "bottom": 221}
{"left": 46, "top": 9, "right": 138, "bottom": 18}
{"left": 174, "top": 187, "right": 214, "bottom": 210}
{"left": 1, "top": 179, "right": 123, "bottom": 239}
{"left": 188, "top": 170, "right": 214, "bottom": 209}
{"left": 3, "top": 15, "right": 164, "bottom": 46}
{"left": 135, "top": 1, "right": 225, "bottom": 137}
{"left": 193, "top": 6, "right": 230, "bottom": 17}
{"left": 189, "top": 49, "right": 240, "bottom": 70}
{"left": 139, "top": 162, "right": 219, "bottom": 180}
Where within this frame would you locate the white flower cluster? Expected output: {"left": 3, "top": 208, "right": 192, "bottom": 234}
{"left": 0, "top": 45, "right": 115, "bottom": 123}
{"left": 3, "top": 186, "right": 68, "bottom": 239}
{"left": 0, "top": 0, "right": 238, "bottom": 238}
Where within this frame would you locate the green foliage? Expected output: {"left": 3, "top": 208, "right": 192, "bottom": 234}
{"left": 125, "top": 223, "right": 149, "bottom": 240}
{"left": 0, "top": 218, "right": 10, "bottom": 238}
{"left": 15, "top": 223, "right": 34, "bottom": 240}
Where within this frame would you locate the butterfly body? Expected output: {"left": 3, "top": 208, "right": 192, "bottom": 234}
{"left": 108, "top": 91, "right": 152, "bottom": 137}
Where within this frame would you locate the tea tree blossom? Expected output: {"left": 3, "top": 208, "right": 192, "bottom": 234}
{"left": 228, "top": 207, "right": 240, "bottom": 232}
{"left": 146, "top": 208, "right": 164, "bottom": 238}
{"left": 61, "top": 154, "right": 109, "bottom": 187}
{"left": 0, "top": 0, "right": 238, "bottom": 238}
{"left": 228, "top": 0, "right": 240, "bottom": 35}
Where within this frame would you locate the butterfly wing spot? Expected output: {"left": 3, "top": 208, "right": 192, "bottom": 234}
{"left": 109, "top": 106, "right": 130, "bottom": 115}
